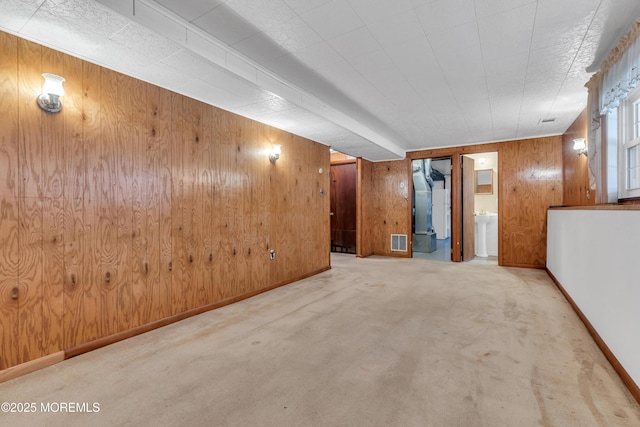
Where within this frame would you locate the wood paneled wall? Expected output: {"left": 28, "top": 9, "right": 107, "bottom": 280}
{"left": 365, "top": 160, "right": 411, "bottom": 257}
{"left": 356, "top": 158, "right": 374, "bottom": 257}
{"left": 362, "top": 138, "right": 564, "bottom": 268}
{"left": 330, "top": 152, "right": 356, "bottom": 163}
{"left": 0, "top": 32, "right": 329, "bottom": 372}
{"left": 562, "top": 109, "right": 594, "bottom": 206}
{"left": 499, "top": 136, "right": 563, "bottom": 267}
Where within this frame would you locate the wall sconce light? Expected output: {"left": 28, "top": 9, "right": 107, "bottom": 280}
{"left": 37, "top": 73, "right": 65, "bottom": 113}
{"left": 573, "top": 138, "right": 587, "bottom": 157}
{"left": 269, "top": 144, "right": 281, "bottom": 163}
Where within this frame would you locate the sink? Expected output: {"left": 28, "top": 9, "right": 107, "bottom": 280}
{"left": 474, "top": 213, "right": 497, "bottom": 257}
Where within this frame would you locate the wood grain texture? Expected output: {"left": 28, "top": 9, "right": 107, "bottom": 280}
{"left": 402, "top": 138, "right": 563, "bottom": 267}
{"left": 16, "top": 37, "right": 46, "bottom": 364}
{"left": 130, "top": 77, "right": 147, "bottom": 328}
{"left": 82, "top": 61, "right": 102, "bottom": 343}
{"left": 562, "top": 109, "right": 593, "bottom": 206}
{"left": 330, "top": 152, "right": 356, "bottom": 163}
{"left": 152, "top": 86, "right": 173, "bottom": 320}
{"left": 40, "top": 45, "right": 65, "bottom": 357}
{"left": 0, "top": 31, "right": 20, "bottom": 370}
{"left": 62, "top": 53, "right": 85, "bottom": 349}
{"left": 368, "top": 160, "right": 411, "bottom": 257}
{"left": 18, "top": 197, "right": 44, "bottom": 363}
{"left": 41, "top": 197, "right": 64, "bottom": 356}
{"left": 98, "top": 67, "right": 118, "bottom": 337}
{"left": 356, "top": 158, "right": 374, "bottom": 257}
{"left": 116, "top": 74, "right": 134, "bottom": 333}
{"left": 499, "top": 136, "right": 563, "bottom": 267}
{"left": 1, "top": 31, "right": 330, "bottom": 372}
{"left": 167, "top": 92, "right": 182, "bottom": 315}
{"left": 17, "top": 38, "right": 42, "bottom": 199}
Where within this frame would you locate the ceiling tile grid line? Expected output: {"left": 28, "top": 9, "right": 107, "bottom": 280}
{"left": 3, "top": 0, "right": 640, "bottom": 160}
{"left": 102, "top": 0, "right": 408, "bottom": 159}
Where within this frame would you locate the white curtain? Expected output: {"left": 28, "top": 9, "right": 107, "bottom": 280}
{"left": 600, "top": 33, "right": 640, "bottom": 114}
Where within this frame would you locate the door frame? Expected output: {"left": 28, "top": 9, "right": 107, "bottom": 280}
{"left": 407, "top": 144, "right": 501, "bottom": 264}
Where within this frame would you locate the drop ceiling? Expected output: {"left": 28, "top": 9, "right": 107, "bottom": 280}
{"left": 2, "top": 0, "right": 639, "bottom": 160}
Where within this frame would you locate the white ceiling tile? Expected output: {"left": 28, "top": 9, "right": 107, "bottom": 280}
{"left": 531, "top": 18, "right": 592, "bottom": 52}
{"left": 193, "top": 5, "right": 259, "bottom": 45}
{"left": 179, "top": 80, "right": 246, "bottom": 109}
{"left": 232, "top": 32, "right": 289, "bottom": 63}
{"left": 292, "top": 41, "right": 343, "bottom": 69}
{"left": 282, "top": 0, "right": 332, "bottom": 15}
{"left": 415, "top": 0, "right": 475, "bottom": 35}
{"left": 0, "top": 0, "right": 44, "bottom": 32}
{"left": 154, "top": 0, "right": 227, "bottom": 22}
{"left": 185, "top": 29, "right": 227, "bottom": 65}
{"left": 19, "top": 0, "right": 130, "bottom": 52}
{"left": 91, "top": 39, "right": 161, "bottom": 77}
{"left": 233, "top": 101, "right": 282, "bottom": 117}
{"left": 367, "top": 10, "right": 425, "bottom": 48}
{"left": 347, "top": 0, "right": 413, "bottom": 26}
{"left": 586, "top": 0, "right": 640, "bottom": 71}
{"left": 19, "top": 18, "right": 106, "bottom": 61}
{"left": 5, "top": 0, "right": 633, "bottom": 160}
{"left": 349, "top": 48, "right": 395, "bottom": 74}
{"left": 94, "top": 0, "right": 132, "bottom": 16}
{"left": 261, "top": 16, "right": 322, "bottom": 53}
{"left": 131, "top": 0, "right": 187, "bottom": 44}
{"left": 39, "top": 0, "right": 130, "bottom": 38}
{"left": 474, "top": 0, "right": 537, "bottom": 17}
{"left": 487, "top": 75, "right": 526, "bottom": 99}
{"left": 427, "top": 22, "right": 483, "bottom": 75}
{"left": 109, "top": 22, "right": 183, "bottom": 60}
{"left": 535, "top": 0, "right": 600, "bottom": 24}
{"left": 161, "top": 50, "right": 222, "bottom": 80}
{"left": 138, "top": 62, "right": 195, "bottom": 90}
{"left": 328, "top": 27, "right": 380, "bottom": 61}
{"left": 255, "top": 69, "right": 303, "bottom": 103}
{"left": 226, "top": 0, "right": 297, "bottom": 31}
{"left": 300, "top": 0, "right": 364, "bottom": 40}
{"left": 477, "top": 3, "right": 536, "bottom": 58}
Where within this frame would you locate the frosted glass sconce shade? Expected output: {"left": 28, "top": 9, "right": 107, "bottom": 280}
{"left": 573, "top": 138, "right": 587, "bottom": 156}
{"left": 38, "top": 73, "right": 65, "bottom": 113}
{"left": 270, "top": 144, "right": 281, "bottom": 163}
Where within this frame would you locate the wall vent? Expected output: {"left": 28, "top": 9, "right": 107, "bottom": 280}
{"left": 390, "top": 234, "right": 408, "bottom": 252}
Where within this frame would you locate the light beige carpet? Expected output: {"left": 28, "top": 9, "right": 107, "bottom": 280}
{"left": 1, "top": 254, "right": 639, "bottom": 426}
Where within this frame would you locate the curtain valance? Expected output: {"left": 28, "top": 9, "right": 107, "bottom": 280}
{"left": 600, "top": 20, "right": 640, "bottom": 114}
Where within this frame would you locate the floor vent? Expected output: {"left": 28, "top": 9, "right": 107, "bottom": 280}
{"left": 390, "top": 234, "right": 408, "bottom": 252}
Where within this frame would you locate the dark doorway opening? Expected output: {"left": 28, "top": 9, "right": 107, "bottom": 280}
{"left": 330, "top": 162, "right": 356, "bottom": 254}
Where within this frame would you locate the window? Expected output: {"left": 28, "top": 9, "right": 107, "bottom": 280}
{"left": 618, "top": 86, "right": 640, "bottom": 199}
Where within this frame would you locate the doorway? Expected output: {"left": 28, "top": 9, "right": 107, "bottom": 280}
{"left": 330, "top": 162, "right": 356, "bottom": 254}
{"left": 412, "top": 157, "right": 452, "bottom": 261}
{"left": 463, "top": 152, "right": 499, "bottom": 264}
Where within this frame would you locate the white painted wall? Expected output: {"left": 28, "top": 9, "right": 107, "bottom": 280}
{"left": 547, "top": 209, "right": 640, "bottom": 388}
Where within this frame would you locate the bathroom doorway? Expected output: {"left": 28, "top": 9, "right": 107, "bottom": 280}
{"left": 464, "top": 152, "right": 498, "bottom": 264}
{"left": 412, "top": 157, "right": 452, "bottom": 261}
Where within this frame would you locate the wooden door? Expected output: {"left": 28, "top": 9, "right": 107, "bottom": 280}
{"left": 461, "top": 156, "right": 475, "bottom": 261}
{"left": 330, "top": 163, "right": 357, "bottom": 253}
